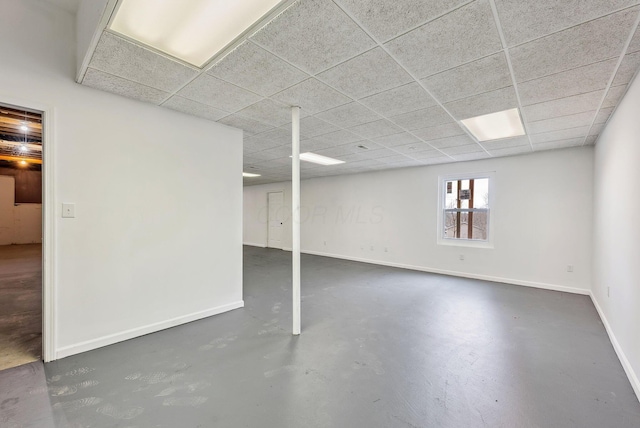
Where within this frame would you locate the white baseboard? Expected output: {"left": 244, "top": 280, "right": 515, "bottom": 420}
{"left": 243, "top": 242, "right": 266, "bottom": 248}
{"left": 301, "top": 249, "right": 590, "bottom": 296}
{"left": 589, "top": 292, "right": 640, "bottom": 402}
{"left": 55, "top": 300, "right": 244, "bottom": 359}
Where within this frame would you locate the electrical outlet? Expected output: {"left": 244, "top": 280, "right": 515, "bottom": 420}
{"left": 384, "top": 247, "right": 388, "bottom": 253}
{"left": 323, "top": 241, "right": 327, "bottom": 246}
{"left": 607, "top": 286, "right": 610, "bottom": 297}
{"left": 567, "top": 265, "right": 574, "bottom": 273}
{"left": 370, "top": 245, "right": 374, "bottom": 251}
{"left": 459, "top": 254, "right": 465, "bottom": 261}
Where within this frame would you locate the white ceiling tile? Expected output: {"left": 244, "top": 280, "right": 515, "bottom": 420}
{"left": 317, "top": 47, "right": 413, "bottom": 99}
{"left": 422, "top": 156, "right": 453, "bottom": 165}
{"left": 594, "top": 107, "right": 614, "bottom": 125}
{"left": 235, "top": 99, "right": 293, "bottom": 127}
{"left": 271, "top": 78, "right": 352, "bottom": 114}
{"left": 452, "top": 151, "right": 492, "bottom": 161}
{"left": 88, "top": 32, "right": 197, "bottom": 92}
{"left": 83, "top": 68, "right": 169, "bottom": 104}
{"left": 444, "top": 86, "right": 518, "bottom": 119}
{"left": 208, "top": 42, "right": 308, "bottom": 96}
{"left": 495, "top": 0, "right": 639, "bottom": 47}
{"left": 371, "top": 132, "right": 421, "bottom": 147}
{"left": 528, "top": 111, "right": 597, "bottom": 135}
{"left": 488, "top": 145, "right": 532, "bottom": 157}
{"left": 311, "top": 130, "right": 362, "bottom": 146}
{"left": 428, "top": 135, "right": 476, "bottom": 149}
{"left": 523, "top": 90, "right": 605, "bottom": 122}
{"left": 481, "top": 136, "right": 530, "bottom": 150}
{"left": 422, "top": 52, "right": 512, "bottom": 103}
{"left": 612, "top": 51, "right": 640, "bottom": 86}
{"left": 348, "top": 119, "right": 403, "bottom": 139}
{"left": 219, "top": 114, "right": 274, "bottom": 136}
{"left": 602, "top": 85, "right": 628, "bottom": 108}
{"left": 253, "top": 127, "right": 292, "bottom": 145}
{"left": 297, "top": 116, "right": 341, "bottom": 138}
{"left": 301, "top": 137, "right": 339, "bottom": 152}
{"left": 314, "top": 144, "right": 363, "bottom": 158}
{"left": 315, "top": 102, "right": 381, "bottom": 128}
{"left": 441, "top": 144, "right": 486, "bottom": 155}
{"left": 390, "top": 105, "right": 454, "bottom": 130}
{"left": 384, "top": 0, "right": 501, "bottom": 78}
{"left": 412, "top": 122, "right": 466, "bottom": 141}
{"left": 532, "top": 138, "right": 585, "bottom": 151}
{"left": 257, "top": 144, "right": 293, "bottom": 159}
{"left": 178, "top": 74, "right": 262, "bottom": 112}
{"left": 163, "top": 96, "right": 228, "bottom": 121}
{"left": 629, "top": 26, "right": 640, "bottom": 53}
{"left": 359, "top": 82, "right": 438, "bottom": 117}
{"left": 244, "top": 135, "right": 286, "bottom": 152}
{"left": 350, "top": 148, "right": 402, "bottom": 161}
{"left": 517, "top": 60, "right": 617, "bottom": 106}
{"left": 509, "top": 8, "right": 638, "bottom": 82}
{"left": 376, "top": 154, "right": 415, "bottom": 164}
{"left": 337, "top": 0, "right": 470, "bottom": 42}
{"left": 530, "top": 127, "right": 590, "bottom": 144}
{"left": 392, "top": 142, "right": 438, "bottom": 155}
{"left": 258, "top": 157, "right": 291, "bottom": 168}
{"left": 249, "top": 0, "right": 375, "bottom": 74}
{"left": 409, "top": 149, "right": 450, "bottom": 160}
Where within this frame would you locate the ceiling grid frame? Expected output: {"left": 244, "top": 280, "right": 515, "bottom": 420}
{"left": 580, "top": 8, "right": 640, "bottom": 146}
{"left": 487, "top": 0, "right": 534, "bottom": 152}
{"left": 331, "top": 0, "right": 494, "bottom": 158}
{"left": 246, "top": 40, "right": 457, "bottom": 163}
{"left": 78, "top": 0, "right": 640, "bottom": 185}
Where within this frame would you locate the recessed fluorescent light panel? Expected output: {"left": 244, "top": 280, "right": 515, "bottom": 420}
{"left": 460, "top": 108, "right": 526, "bottom": 142}
{"left": 109, "top": 0, "right": 285, "bottom": 67}
{"left": 295, "top": 152, "right": 345, "bottom": 166}
{"left": 243, "top": 172, "right": 261, "bottom": 177}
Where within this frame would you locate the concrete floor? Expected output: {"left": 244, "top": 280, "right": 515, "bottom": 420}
{"left": 0, "top": 243, "right": 42, "bottom": 371}
{"left": 1, "top": 246, "right": 639, "bottom": 427}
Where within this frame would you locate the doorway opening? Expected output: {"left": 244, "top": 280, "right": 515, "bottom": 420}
{"left": 0, "top": 104, "right": 43, "bottom": 370}
{"left": 267, "top": 191, "right": 284, "bottom": 249}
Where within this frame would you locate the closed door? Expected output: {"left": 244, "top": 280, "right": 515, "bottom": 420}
{"left": 268, "top": 192, "right": 284, "bottom": 249}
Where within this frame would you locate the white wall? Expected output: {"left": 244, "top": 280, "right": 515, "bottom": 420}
{"left": 244, "top": 147, "right": 594, "bottom": 293}
{"left": 1, "top": 0, "right": 243, "bottom": 358}
{"left": 13, "top": 204, "right": 42, "bottom": 244}
{"left": 593, "top": 72, "right": 640, "bottom": 397}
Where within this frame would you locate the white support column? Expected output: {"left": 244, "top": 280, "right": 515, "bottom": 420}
{"left": 292, "top": 106, "right": 301, "bottom": 335}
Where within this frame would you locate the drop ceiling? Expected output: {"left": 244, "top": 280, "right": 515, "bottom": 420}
{"left": 78, "top": 0, "right": 640, "bottom": 185}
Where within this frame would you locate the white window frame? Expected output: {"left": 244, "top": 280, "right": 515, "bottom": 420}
{"left": 437, "top": 171, "right": 495, "bottom": 249}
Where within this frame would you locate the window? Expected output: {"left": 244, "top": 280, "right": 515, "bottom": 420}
{"left": 438, "top": 173, "right": 493, "bottom": 247}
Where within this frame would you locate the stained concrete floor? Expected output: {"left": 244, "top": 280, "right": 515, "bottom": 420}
{"left": 0, "top": 243, "right": 42, "bottom": 371}
{"left": 1, "top": 246, "right": 640, "bottom": 427}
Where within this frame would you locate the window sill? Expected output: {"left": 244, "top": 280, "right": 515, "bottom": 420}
{"left": 437, "top": 238, "right": 494, "bottom": 249}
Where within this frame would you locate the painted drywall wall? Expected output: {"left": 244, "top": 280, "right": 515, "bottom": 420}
{"left": 14, "top": 204, "right": 42, "bottom": 244}
{"left": 593, "top": 72, "right": 640, "bottom": 397}
{"left": 0, "top": 176, "right": 15, "bottom": 244}
{"left": 0, "top": 175, "right": 43, "bottom": 244}
{"left": 1, "top": 0, "right": 243, "bottom": 358}
{"left": 244, "top": 147, "right": 594, "bottom": 293}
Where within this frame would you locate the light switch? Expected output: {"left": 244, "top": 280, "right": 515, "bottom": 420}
{"left": 62, "top": 203, "right": 75, "bottom": 218}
